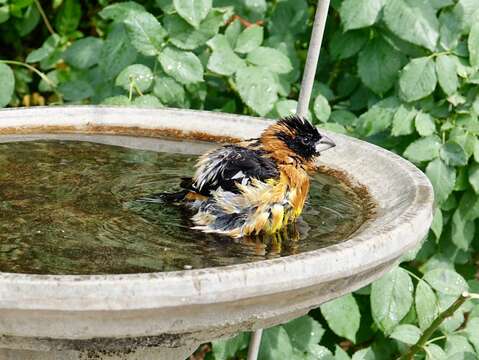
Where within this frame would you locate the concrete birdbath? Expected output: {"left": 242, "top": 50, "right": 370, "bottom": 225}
{"left": 0, "top": 105, "right": 433, "bottom": 360}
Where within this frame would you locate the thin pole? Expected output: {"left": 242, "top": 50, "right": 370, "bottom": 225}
{"left": 247, "top": 329, "right": 263, "bottom": 360}
{"left": 247, "top": 2, "right": 331, "bottom": 359}
{"left": 296, "top": 0, "right": 331, "bottom": 118}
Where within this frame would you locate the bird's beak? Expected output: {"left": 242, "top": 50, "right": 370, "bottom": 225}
{"left": 315, "top": 135, "right": 336, "bottom": 153}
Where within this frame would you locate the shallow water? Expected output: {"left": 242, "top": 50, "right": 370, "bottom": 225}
{"left": 0, "top": 136, "right": 369, "bottom": 275}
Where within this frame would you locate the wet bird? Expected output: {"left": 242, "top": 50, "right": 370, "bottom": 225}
{"left": 142, "top": 115, "right": 336, "bottom": 238}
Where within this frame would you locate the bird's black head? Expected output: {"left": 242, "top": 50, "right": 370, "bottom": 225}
{"left": 274, "top": 115, "right": 336, "bottom": 161}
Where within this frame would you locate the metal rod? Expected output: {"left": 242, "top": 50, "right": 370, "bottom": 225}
{"left": 296, "top": 0, "right": 331, "bottom": 119}
{"left": 246, "top": 3, "right": 331, "bottom": 359}
{"left": 247, "top": 329, "right": 263, "bottom": 360}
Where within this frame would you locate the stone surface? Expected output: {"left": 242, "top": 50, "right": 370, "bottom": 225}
{"left": 0, "top": 106, "right": 434, "bottom": 359}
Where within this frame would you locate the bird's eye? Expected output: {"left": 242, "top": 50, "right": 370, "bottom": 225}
{"left": 301, "top": 138, "right": 309, "bottom": 145}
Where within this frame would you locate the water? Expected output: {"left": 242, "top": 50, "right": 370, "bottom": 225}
{"left": 0, "top": 136, "right": 370, "bottom": 275}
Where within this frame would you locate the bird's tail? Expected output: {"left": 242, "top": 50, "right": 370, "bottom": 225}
{"left": 137, "top": 190, "right": 189, "bottom": 204}
{"left": 138, "top": 177, "right": 195, "bottom": 204}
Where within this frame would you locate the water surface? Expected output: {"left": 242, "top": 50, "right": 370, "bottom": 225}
{"left": 0, "top": 136, "right": 369, "bottom": 275}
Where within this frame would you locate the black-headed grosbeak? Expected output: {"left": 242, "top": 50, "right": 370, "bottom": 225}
{"left": 143, "top": 115, "right": 336, "bottom": 238}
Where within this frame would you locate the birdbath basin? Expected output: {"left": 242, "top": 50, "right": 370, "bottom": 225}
{"left": 0, "top": 106, "right": 433, "bottom": 360}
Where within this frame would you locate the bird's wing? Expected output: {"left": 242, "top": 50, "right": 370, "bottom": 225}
{"left": 191, "top": 145, "right": 279, "bottom": 195}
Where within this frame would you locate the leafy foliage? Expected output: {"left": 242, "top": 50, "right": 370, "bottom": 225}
{"left": 1, "top": 0, "right": 479, "bottom": 359}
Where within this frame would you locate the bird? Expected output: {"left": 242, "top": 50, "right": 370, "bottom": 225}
{"left": 141, "top": 115, "right": 336, "bottom": 238}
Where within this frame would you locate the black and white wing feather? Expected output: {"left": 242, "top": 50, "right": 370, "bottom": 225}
{"left": 190, "top": 145, "right": 279, "bottom": 195}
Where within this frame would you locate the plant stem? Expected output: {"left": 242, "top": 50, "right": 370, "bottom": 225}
{"left": 425, "top": 335, "right": 447, "bottom": 345}
{"left": 0, "top": 60, "right": 60, "bottom": 99}
{"left": 34, "top": 0, "right": 55, "bottom": 36}
{"left": 403, "top": 268, "right": 423, "bottom": 283}
{"left": 399, "top": 292, "right": 470, "bottom": 360}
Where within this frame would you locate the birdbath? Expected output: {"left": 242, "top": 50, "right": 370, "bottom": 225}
{"left": 0, "top": 105, "right": 433, "bottom": 360}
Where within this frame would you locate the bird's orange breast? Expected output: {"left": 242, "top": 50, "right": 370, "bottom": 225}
{"left": 279, "top": 164, "right": 310, "bottom": 219}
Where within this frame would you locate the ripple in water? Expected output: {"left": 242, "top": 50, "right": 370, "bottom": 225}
{"left": 0, "top": 137, "right": 369, "bottom": 274}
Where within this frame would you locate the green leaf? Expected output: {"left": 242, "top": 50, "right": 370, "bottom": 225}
{"left": 132, "top": 95, "right": 162, "bottom": 107}
{"left": 234, "top": 25, "right": 264, "bottom": 54}
{"left": 101, "top": 95, "right": 131, "bottom": 105}
{"left": 415, "top": 112, "right": 436, "bottom": 136}
{"left": 335, "top": 346, "right": 352, "bottom": 360}
{"left": 426, "top": 158, "right": 456, "bottom": 204}
{"left": 158, "top": 46, "right": 203, "bottom": 84}
{"left": 351, "top": 347, "right": 375, "bottom": 360}
{"left": 330, "top": 30, "right": 368, "bottom": 60}
{"left": 357, "top": 97, "right": 399, "bottom": 137}
{"left": 445, "top": 334, "right": 476, "bottom": 356}
{"left": 339, "top": 0, "right": 384, "bottom": 31}
{"left": 469, "top": 163, "right": 479, "bottom": 193}
{"left": 236, "top": 66, "right": 277, "bottom": 116}
{"left": 306, "top": 345, "right": 335, "bottom": 360}
{"left": 58, "top": 80, "right": 94, "bottom": 101}
{"left": 399, "top": 57, "right": 437, "bottom": 102}
{"left": 451, "top": 207, "right": 475, "bottom": 250}
{"left": 207, "top": 34, "right": 245, "bottom": 76}
{"left": 358, "top": 37, "right": 403, "bottom": 95}
{"left": 225, "top": 19, "right": 241, "bottom": 48}
{"left": 0, "top": 5, "right": 9, "bottom": 24}
{"left": 157, "top": 0, "right": 175, "bottom": 14}
{"left": 330, "top": 110, "right": 357, "bottom": 127}
{"left": 436, "top": 54, "right": 458, "bottom": 95}
{"left": 275, "top": 99, "right": 298, "bottom": 118}
{"left": 317, "top": 123, "right": 347, "bottom": 135}
{"left": 99, "top": 23, "right": 138, "bottom": 80}
{"left": 403, "top": 136, "right": 441, "bottom": 163}
{"left": 152, "top": 75, "right": 185, "bottom": 106}
{"left": 320, "top": 294, "right": 360, "bottom": 343}
{"left": 313, "top": 94, "right": 331, "bottom": 123}
{"left": 0, "top": 63, "right": 14, "bottom": 107}
{"left": 450, "top": 128, "right": 476, "bottom": 158}
{"left": 391, "top": 105, "right": 417, "bottom": 136}
{"left": 425, "top": 344, "right": 446, "bottom": 360}
{"left": 455, "top": 167, "right": 468, "bottom": 191}
{"left": 453, "top": 0, "right": 479, "bottom": 33}
{"left": 458, "top": 191, "right": 479, "bottom": 221}
{"left": 63, "top": 37, "right": 103, "bottom": 69}
{"left": 416, "top": 280, "right": 440, "bottom": 330}
{"left": 99, "top": 2, "right": 145, "bottom": 22}
{"left": 55, "top": 0, "right": 81, "bottom": 34}
{"left": 26, "top": 34, "right": 61, "bottom": 63}
{"left": 246, "top": 47, "right": 292, "bottom": 74}
{"left": 14, "top": 4, "right": 40, "bottom": 36}
{"left": 383, "top": 0, "right": 439, "bottom": 51}
{"left": 371, "top": 267, "right": 413, "bottom": 334}
{"left": 440, "top": 142, "right": 468, "bottom": 166}
{"left": 164, "top": 10, "right": 223, "bottom": 50}
{"left": 390, "top": 324, "right": 422, "bottom": 345}
{"left": 424, "top": 268, "right": 468, "bottom": 295}
{"left": 124, "top": 11, "right": 167, "bottom": 56}
{"left": 212, "top": 332, "right": 250, "bottom": 360}
{"left": 269, "top": 0, "right": 308, "bottom": 36}
{"left": 173, "top": 0, "right": 211, "bottom": 28}
{"left": 115, "top": 64, "right": 154, "bottom": 92}
{"left": 283, "top": 316, "right": 324, "bottom": 352}
{"left": 431, "top": 207, "right": 443, "bottom": 239}
{"left": 469, "top": 22, "right": 479, "bottom": 67}
{"left": 258, "top": 326, "right": 294, "bottom": 360}
{"left": 431, "top": 0, "right": 454, "bottom": 8}
{"left": 439, "top": 9, "right": 462, "bottom": 50}
{"left": 465, "top": 317, "right": 479, "bottom": 353}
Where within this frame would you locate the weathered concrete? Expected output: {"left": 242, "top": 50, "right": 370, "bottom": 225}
{"left": 0, "top": 106, "right": 434, "bottom": 359}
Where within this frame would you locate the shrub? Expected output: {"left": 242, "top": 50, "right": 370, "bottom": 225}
{"left": 1, "top": 0, "right": 478, "bottom": 358}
